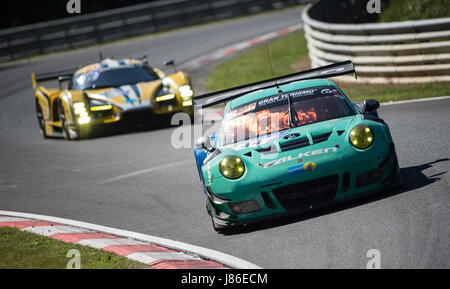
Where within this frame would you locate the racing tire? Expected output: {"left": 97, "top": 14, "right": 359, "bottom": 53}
{"left": 35, "top": 100, "right": 49, "bottom": 139}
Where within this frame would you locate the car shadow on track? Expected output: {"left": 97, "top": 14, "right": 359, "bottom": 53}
{"left": 84, "top": 118, "right": 177, "bottom": 139}
{"left": 219, "top": 158, "right": 449, "bottom": 236}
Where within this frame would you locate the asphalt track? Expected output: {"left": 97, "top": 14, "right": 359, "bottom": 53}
{"left": 0, "top": 7, "right": 449, "bottom": 268}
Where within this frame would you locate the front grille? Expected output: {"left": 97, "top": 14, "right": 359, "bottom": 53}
{"left": 280, "top": 137, "right": 310, "bottom": 151}
{"left": 356, "top": 168, "right": 383, "bottom": 188}
{"left": 272, "top": 175, "right": 339, "bottom": 211}
{"left": 156, "top": 98, "right": 178, "bottom": 107}
{"left": 90, "top": 110, "right": 114, "bottom": 120}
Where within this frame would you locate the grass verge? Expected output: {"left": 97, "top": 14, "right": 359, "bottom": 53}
{"left": 379, "top": 0, "right": 450, "bottom": 22}
{"left": 0, "top": 227, "right": 150, "bottom": 269}
{"left": 204, "top": 30, "right": 450, "bottom": 103}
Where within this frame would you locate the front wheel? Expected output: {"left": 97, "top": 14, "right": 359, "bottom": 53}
{"left": 35, "top": 101, "right": 48, "bottom": 139}
{"left": 59, "top": 102, "right": 74, "bottom": 140}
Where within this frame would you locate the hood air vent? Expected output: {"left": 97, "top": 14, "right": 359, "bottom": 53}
{"left": 311, "top": 132, "right": 332, "bottom": 144}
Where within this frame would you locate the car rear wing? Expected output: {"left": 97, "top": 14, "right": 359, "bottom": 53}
{"left": 193, "top": 60, "right": 356, "bottom": 108}
{"left": 31, "top": 68, "right": 77, "bottom": 89}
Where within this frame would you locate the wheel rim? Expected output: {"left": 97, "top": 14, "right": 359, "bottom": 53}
{"left": 59, "top": 103, "right": 70, "bottom": 140}
{"left": 36, "top": 102, "right": 46, "bottom": 136}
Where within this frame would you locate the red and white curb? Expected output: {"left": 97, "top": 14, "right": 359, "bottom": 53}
{"left": 181, "top": 23, "right": 303, "bottom": 71}
{"left": 0, "top": 210, "right": 261, "bottom": 269}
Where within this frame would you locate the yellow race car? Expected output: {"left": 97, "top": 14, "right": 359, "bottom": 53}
{"left": 32, "top": 57, "right": 194, "bottom": 140}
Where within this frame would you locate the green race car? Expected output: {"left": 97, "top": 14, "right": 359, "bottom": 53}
{"left": 193, "top": 61, "right": 401, "bottom": 232}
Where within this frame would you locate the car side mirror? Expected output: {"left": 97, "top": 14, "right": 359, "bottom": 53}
{"left": 196, "top": 136, "right": 214, "bottom": 152}
{"left": 363, "top": 99, "right": 380, "bottom": 113}
{"left": 164, "top": 60, "right": 176, "bottom": 74}
{"left": 164, "top": 60, "right": 175, "bottom": 66}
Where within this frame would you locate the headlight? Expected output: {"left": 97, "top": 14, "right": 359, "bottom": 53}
{"left": 90, "top": 104, "right": 113, "bottom": 111}
{"left": 73, "top": 102, "right": 87, "bottom": 115}
{"left": 155, "top": 93, "right": 175, "bottom": 102}
{"left": 73, "top": 102, "right": 91, "bottom": 124}
{"left": 219, "top": 156, "right": 245, "bottom": 179}
{"left": 349, "top": 125, "right": 374, "bottom": 149}
{"left": 179, "top": 85, "right": 193, "bottom": 99}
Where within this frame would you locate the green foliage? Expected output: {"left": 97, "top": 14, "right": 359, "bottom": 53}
{"left": 205, "top": 31, "right": 308, "bottom": 91}
{"left": 338, "top": 81, "right": 450, "bottom": 103}
{"left": 380, "top": 0, "right": 450, "bottom": 22}
{"left": 205, "top": 30, "right": 450, "bottom": 103}
{"left": 0, "top": 227, "right": 149, "bottom": 269}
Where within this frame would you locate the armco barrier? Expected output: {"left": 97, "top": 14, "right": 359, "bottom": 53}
{"left": 302, "top": 3, "right": 450, "bottom": 84}
{"left": 0, "top": 0, "right": 311, "bottom": 63}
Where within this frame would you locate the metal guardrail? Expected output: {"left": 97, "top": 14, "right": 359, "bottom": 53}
{"left": 0, "top": 0, "right": 310, "bottom": 63}
{"left": 302, "top": 3, "right": 450, "bottom": 84}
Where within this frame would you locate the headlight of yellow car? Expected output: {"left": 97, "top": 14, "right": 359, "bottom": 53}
{"left": 179, "top": 85, "right": 193, "bottom": 99}
{"left": 219, "top": 156, "right": 245, "bottom": 179}
{"left": 73, "top": 102, "right": 91, "bottom": 125}
{"left": 349, "top": 125, "right": 374, "bottom": 149}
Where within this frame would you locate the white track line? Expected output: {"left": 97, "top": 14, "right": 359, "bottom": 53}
{"left": 77, "top": 238, "right": 145, "bottom": 249}
{"left": 24, "top": 225, "right": 91, "bottom": 237}
{"left": 0, "top": 210, "right": 262, "bottom": 269}
{"left": 98, "top": 160, "right": 192, "bottom": 184}
{"left": 380, "top": 95, "right": 450, "bottom": 106}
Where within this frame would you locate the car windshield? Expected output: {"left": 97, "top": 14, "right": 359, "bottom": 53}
{"left": 222, "top": 85, "right": 355, "bottom": 145}
{"left": 70, "top": 66, "right": 158, "bottom": 90}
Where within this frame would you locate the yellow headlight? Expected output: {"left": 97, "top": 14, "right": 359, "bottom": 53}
{"left": 90, "top": 104, "right": 112, "bottom": 111}
{"left": 179, "top": 85, "right": 194, "bottom": 99}
{"left": 77, "top": 116, "right": 91, "bottom": 125}
{"left": 349, "top": 125, "right": 374, "bottom": 149}
{"left": 155, "top": 94, "right": 175, "bottom": 102}
{"left": 219, "top": 156, "right": 245, "bottom": 179}
{"left": 73, "top": 102, "right": 87, "bottom": 115}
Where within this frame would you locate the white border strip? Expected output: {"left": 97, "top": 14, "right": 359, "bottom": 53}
{"left": 0, "top": 210, "right": 262, "bottom": 269}
{"left": 380, "top": 95, "right": 450, "bottom": 106}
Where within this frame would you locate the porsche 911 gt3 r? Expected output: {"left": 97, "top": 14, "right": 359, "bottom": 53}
{"left": 32, "top": 57, "right": 194, "bottom": 140}
{"left": 193, "top": 61, "right": 401, "bottom": 231}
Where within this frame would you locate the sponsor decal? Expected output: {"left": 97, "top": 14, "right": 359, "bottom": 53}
{"left": 287, "top": 165, "right": 304, "bottom": 176}
{"left": 320, "top": 88, "right": 339, "bottom": 95}
{"left": 303, "top": 162, "right": 317, "bottom": 172}
{"left": 264, "top": 147, "right": 337, "bottom": 168}
{"left": 278, "top": 183, "right": 337, "bottom": 202}
{"left": 287, "top": 162, "right": 317, "bottom": 175}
